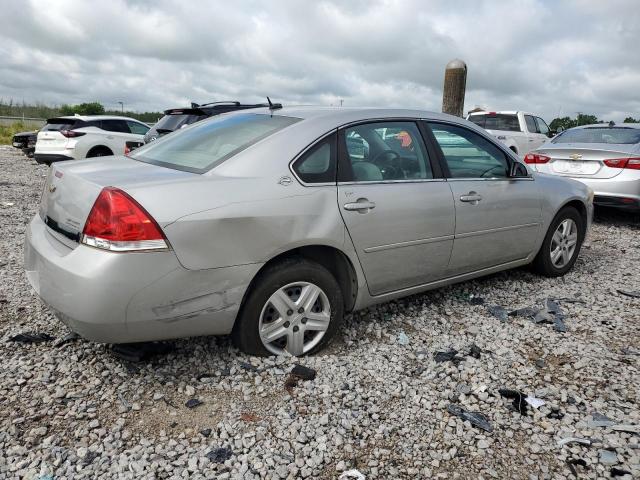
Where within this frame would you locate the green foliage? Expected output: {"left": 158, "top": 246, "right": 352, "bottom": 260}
{"left": 60, "top": 102, "right": 105, "bottom": 115}
{"left": 549, "top": 113, "right": 616, "bottom": 131}
{"left": 0, "top": 121, "right": 33, "bottom": 145}
{"left": 549, "top": 116, "right": 576, "bottom": 131}
{"left": 623, "top": 116, "right": 638, "bottom": 123}
{"left": 0, "top": 98, "right": 162, "bottom": 124}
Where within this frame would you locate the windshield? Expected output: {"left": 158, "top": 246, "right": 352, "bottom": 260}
{"left": 553, "top": 127, "right": 640, "bottom": 145}
{"left": 468, "top": 114, "right": 521, "bottom": 132}
{"left": 131, "top": 113, "right": 301, "bottom": 173}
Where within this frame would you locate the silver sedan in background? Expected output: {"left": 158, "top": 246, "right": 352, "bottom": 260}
{"left": 24, "top": 107, "right": 593, "bottom": 356}
{"left": 526, "top": 123, "right": 640, "bottom": 211}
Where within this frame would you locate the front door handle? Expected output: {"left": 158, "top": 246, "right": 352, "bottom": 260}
{"left": 344, "top": 198, "right": 376, "bottom": 212}
{"left": 460, "top": 192, "right": 482, "bottom": 204}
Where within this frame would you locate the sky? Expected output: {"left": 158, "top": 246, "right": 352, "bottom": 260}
{"left": 0, "top": 0, "right": 639, "bottom": 121}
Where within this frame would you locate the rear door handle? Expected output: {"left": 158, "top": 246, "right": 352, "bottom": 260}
{"left": 344, "top": 198, "right": 376, "bottom": 212}
{"left": 460, "top": 193, "right": 482, "bottom": 204}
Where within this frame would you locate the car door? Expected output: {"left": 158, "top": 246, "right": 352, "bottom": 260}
{"left": 101, "top": 120, "right": 133, "bottom": 153}
{"left": 426, "top": 122, "right": 542, "bottom": 276}
{"left": 524, "top": 114, "right": 546, "bottom": 152}
{"left": 337, "top": 120, "right": 455, "bottom": 296}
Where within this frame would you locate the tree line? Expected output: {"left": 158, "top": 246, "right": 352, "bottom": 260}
{"left": 0, "top": 99, "right": 163, "bottom": 123}
{"left": 549, "top": 114, "right": 638, "bottom": 131}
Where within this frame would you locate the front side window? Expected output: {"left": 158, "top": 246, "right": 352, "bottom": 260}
{"left": 292, "top": 134, "right": 336, "bottom": 184}
{"left": 535, "top": 117, "right": 550, "bottom": 136}
{"left": 131, "top": 113, "right": 301, "bottom": 174}
{"left": 525, "top": 115, "right": 539, "bottom": 133}
{"left": 340, "top": 121, "right": 433, "bottom": 182}
{"left": 429, "top": 123, "right": 509, "bottom": 179}
{"left": 127, "top": 121, "right": 150, "bottom": 135}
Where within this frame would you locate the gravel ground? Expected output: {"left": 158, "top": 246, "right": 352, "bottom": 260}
{"left": 0, "top": 144, "right": 638, "bottom": 480}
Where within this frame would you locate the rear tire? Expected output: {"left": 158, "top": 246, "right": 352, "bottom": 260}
{"left": 232, "top": 258, "right": 344, "bottom": 356}
{"left": 87, "top": 146, "right": 113, "bottom": 158}
{"left": 531, "top": 206, "right": 584, "bottom": 277}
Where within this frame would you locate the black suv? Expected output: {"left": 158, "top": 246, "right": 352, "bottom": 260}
{"left": 142, "top": 101, "right": 272, "bottom": 144}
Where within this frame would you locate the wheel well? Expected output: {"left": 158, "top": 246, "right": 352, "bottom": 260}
{"left": 562, "top": 200, "right": 588, "bottom": 235}
{"left": 246, "top": 246, "right": 358, "bottom": 313}
{"left": 87, "top": 145, "right": 113, "bottom": 157}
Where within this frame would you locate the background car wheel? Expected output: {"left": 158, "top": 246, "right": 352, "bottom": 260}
{"left": 87, "top": 146, "right": 113, "bottom": 158}
{"left": 531, "top": 206, "right": 584, "bottom": 277}
{"left": 233, "top": 258, "right": 344, "bottom": 356}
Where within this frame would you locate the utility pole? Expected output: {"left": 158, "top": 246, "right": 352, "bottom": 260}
{"left": 442, "top": 59, "right": 467, "bottom": 117}
{"left": 118, "top": 101, "right": 124, "bottom": 113}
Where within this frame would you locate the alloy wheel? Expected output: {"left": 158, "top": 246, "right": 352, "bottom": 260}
{"left": 550, "top": 218, "right": 578, "bottom": 268}
{"left": 258, "top": 281, "right": 331, "bottom": 356}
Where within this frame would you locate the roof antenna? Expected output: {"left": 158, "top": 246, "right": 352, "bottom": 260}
{"left": 267, "top": 97, "right": 282, "bottom": 111}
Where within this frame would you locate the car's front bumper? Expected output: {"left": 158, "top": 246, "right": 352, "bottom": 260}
{"left": 34, "top": 154, "right": 74, "bottom": 165}
{"left": 24, "top": 215, "right": 261, "bottom": 343}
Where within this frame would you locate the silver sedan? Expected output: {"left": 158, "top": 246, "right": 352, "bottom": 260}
{"left": 526, "top": 123, "right": 640, "bottom": 211}
{"left": 24, "top": 107, "right": 593, "bottom": 356}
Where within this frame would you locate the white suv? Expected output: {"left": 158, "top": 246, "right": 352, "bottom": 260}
{"left": 34, "top": 115, "right": 150, "bottom": 165}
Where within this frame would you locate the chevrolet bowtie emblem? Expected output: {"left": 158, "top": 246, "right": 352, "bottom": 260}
{"left": 569, "top": 153, "right": 582, "bottom": 160}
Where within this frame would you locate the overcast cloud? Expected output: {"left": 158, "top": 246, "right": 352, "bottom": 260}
{"left": 1, "top": 0, "right": 639, "bottom": 121}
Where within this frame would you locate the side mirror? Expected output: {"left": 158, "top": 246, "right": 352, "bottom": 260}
{"left": 509, "top": 161, "right": 529, "bottom": 178}
{"left": 548, "top": 130, "right": 556, "bottom": 138}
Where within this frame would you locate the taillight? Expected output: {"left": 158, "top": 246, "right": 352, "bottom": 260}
{"left": 60, "top": 130, "right": 86, "bottom": 138}
{"left": 604, "top": 157, "right": 640, "bottom": 170}
{"left": 124, "top": 145, "right": 131, "bottom": 155}
{"left": 81, "top": 187, "right": 168, "bottom": 252}
{"left": 524, "top": 153, "right": 550, "bottom": 164}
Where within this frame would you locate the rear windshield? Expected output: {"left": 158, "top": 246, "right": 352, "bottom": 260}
{"left": 42, "top": 119, "right": 81, "bottom": 131}
{"left": 153, "top": 113, "right": 203, "bottom": 132}
{"left": 553, "top": 127, "right": 640, "bottom": 145}
{"left": 131, "top": 113, "right": 301, "bottom": 173}
{"left": 468, "top": 114, "right": 521, "bottom": 132}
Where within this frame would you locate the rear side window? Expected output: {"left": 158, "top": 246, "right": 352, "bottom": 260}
{"left": 292, "top": 134, "right": 336, "bottom": 184}
{"left": 468, "top": 114, "right": 521, "bottom": 132}
{"left": 101, "top": 120, "right": 131, "bottom": 133}
{"left": 552, "top": 127, "right": 640, "bottom": 145}
{"left": 131, "top": 113, "right": 301, "bottom": 174}
{"left": 524, "top": 115, "right": 539, "bottom": 133}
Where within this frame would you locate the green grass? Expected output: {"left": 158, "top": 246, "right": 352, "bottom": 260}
{"left": 0, "top": 122, "right": 34, "bottom": 145}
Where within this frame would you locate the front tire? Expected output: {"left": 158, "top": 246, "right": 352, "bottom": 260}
{"left": 232, "top": 258, "right": 344, "bottom": 356}
{"left": 531, "top": 206, "right": 584, "bottom": 277}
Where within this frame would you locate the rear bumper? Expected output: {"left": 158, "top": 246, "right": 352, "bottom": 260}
{"left": 34, "top": 154, "right": 73, "bottom": 165}
{"left": 594, "top": 195, "right": 640, "bottom": 211}
{"left": 557, "top": 174, "right": 640, "bottom": 211}
{"left": 24, "top": 214, "right": 261, "bottom": 343}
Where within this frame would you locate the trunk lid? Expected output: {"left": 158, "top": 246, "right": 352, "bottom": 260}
{"left": 40, "top": 156, "right": 197, "bottom": 247}
{"left": 534, "top": 144, "right": 638, "bottom": 179}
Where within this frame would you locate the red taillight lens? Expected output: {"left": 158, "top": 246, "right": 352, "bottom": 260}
{"left": 604, "top": 157, "right": 640, "bottom": 170}
{"left": 60, "top": 130, "right": 86, "bottom": 138}
{"left": 82, "top": 187, "right": 168, "bottom": 252}
{"left": 124, "top": 145, "right": 131, "bottom": 155}
{"left": 524, "top": 153, "right": 550, "bottom": 164}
